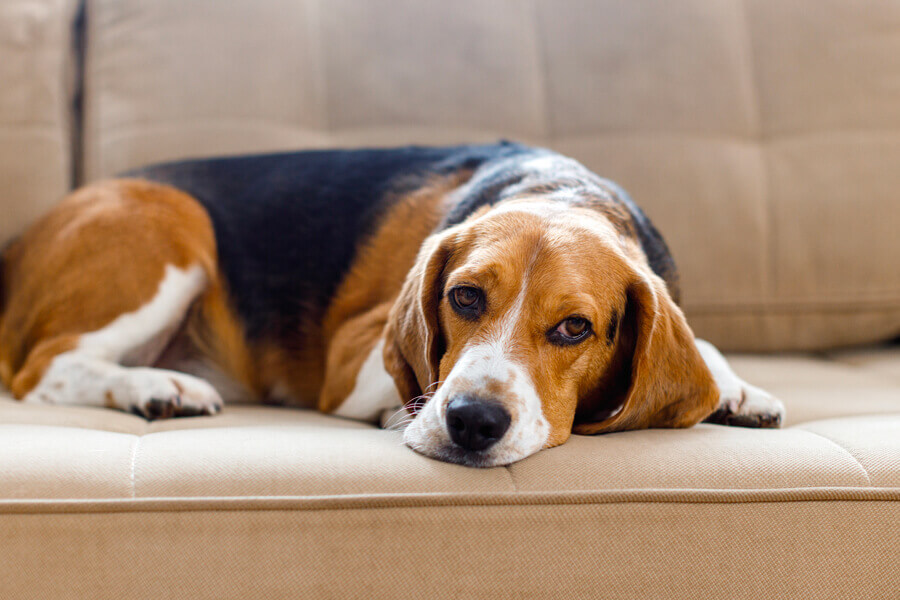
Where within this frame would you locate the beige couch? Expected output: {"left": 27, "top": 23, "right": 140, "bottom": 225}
{"left": 2, "top": 1, "right": 899, "bottom": 597}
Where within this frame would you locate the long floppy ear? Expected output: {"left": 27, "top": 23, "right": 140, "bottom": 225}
{"left": 382, "top": 231, "right": 455, "bottom": 408}
{"left": 574, "top": 272, "right": 719, "bottom": 434}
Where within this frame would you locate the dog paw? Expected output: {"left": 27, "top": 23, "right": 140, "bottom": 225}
{"left": 704, "top": 382, "right": 785, "bottom": 429}
{"left": 121, "top": 369, "right": 223, "bottom": 420}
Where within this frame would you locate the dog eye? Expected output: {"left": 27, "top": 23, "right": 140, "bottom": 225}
{"left": 548, "top": 316, "right": 592, "bottom": 345}
{"left": 562, "top": 317, "right": 589, "bottom": 338}
{"left": 449, "top": 286, "right": 484, "bottom": 318}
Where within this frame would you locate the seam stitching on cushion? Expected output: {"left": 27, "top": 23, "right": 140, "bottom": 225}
{"left": 88, "top": 121, "right": 900, "bottom": 144}
{"left": 70, "top": 0, "right": 86, "bottom": 187}
{"left": 793, "top": 414, "right": 900, "bottom": 429}
{"left": 0, "top": 123, "right": 68, "bottom": 133}
{"left": 684, "top": 300, "right": 900, "bottom": 314}
{"left": 503, "top": 465, "right": 520, "bottom": 493}
{"left": 80, "top": 0, "right": 101, "bottom": 183}
{"left": 129, "top": 435, "right": 141, "bottom": 498}
{"left": 303, "top": 0, "right": 328, "bottom": 132}
{"left": 92, "top": 122, "right": 524, "bottom": 148}
{"left": 4, "top": 489, "right": 900, "bottom": 515}
{"left": 686, "top": 296, "right": 900, "bottom": 311}
{"left": 797, "top": 429, "right": 872, "bottom": 485}
{"left": 811, "top": 352, "right": 900, "bottom": 387}
{"left": 734, "top": 0, "right": 773, "bottom": 334}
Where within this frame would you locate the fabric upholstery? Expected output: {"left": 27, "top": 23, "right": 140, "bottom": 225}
{"left": 78, "top": 0, "right": 900, "bottom": 351}
{"left": 1, "top": 349, "right": 899, "bottom": 598}
{"left": 2, "top": 351, "right": 900, "bottom": 500}
{"left": 2, "top": 499, "right": 898, "bottom": 600}
{"left": 0, "top": 0, "right": 78, "bottom": 248}
{"left": 1, "top": 1, "right": 899, "bottom": 596}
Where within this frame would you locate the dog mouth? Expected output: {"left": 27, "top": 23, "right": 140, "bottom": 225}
{"left": 402, "top": 417, "right": 542, "bottom": 468}
{"left": 400, "top": 365, "right": 551, "bottom": 467}
{"left": 405, "top": 439, "right": 515, "bottom": 468}
{"left": 402, "top": 395, "right": 524, "bottom": 467}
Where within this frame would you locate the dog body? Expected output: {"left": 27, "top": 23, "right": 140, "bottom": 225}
{"left": 0, "top": 143, "right": 783, "bottom": 466}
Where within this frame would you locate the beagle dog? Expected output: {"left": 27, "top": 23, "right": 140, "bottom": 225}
{"left": 0, "top": 142, "right": 784, "bottom": 467}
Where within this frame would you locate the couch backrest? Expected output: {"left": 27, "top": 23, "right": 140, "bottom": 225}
{"left": 0, "top": 0, "right": 79, "bottom": 249}
{"left": 4, "top": 0, "right": 900, "bottom": 351}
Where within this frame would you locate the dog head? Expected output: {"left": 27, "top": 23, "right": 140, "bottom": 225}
{"left": 384, "top": 195, "right": 718, "bottom": 467}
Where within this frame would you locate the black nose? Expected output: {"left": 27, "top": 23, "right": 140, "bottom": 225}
{"left": 445, "top": 396, "right": 511, "bottom": 452}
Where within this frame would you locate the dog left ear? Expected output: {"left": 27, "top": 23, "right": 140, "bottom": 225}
{"left": 574, "top": 270, "right": 719, "bottom": 434}
{"left": 382, "top": 230, "right": 455, "bottom": 408}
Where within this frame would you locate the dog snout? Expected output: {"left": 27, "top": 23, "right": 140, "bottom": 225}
{"left": 445, "top": 395, "right": 511, "bottom": 452}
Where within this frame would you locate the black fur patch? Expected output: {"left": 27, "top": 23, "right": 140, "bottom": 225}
{"left": 605, "top": 310, "right": 619, "bottom": 346}
{"left": 594, "top": 179, "right": 682, "bottom": 305}
{"left": 127, "top": 144, "right": 522, "bottom": 344}
{"left": 439, "top": 143, "right": 545, "bottom": 228}
{"left": 442, "top": 152, "right": 682, "bottom": 305}
{"left": 127, "top": 141, "right": 681, "bottom": 349}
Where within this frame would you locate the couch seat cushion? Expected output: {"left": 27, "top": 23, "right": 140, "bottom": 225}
{"left": 1, "top": 347, "right": 899, "bottom": 500}
{"left": 1, "top": 347, "right": 898, "bottom": 599}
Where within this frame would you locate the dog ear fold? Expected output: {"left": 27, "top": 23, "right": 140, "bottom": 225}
{"left": 574, "top": 272, "right": 719, "bottom": 434}
{"left": 382, "top": 231, "right": 454, "bottom": 409}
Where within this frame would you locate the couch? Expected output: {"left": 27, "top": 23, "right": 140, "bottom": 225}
{"left": 1, "top": 0, "right": 898, "bottom": 597}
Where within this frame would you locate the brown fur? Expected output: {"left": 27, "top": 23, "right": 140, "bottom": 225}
{"left": 382, "top": 199, "right": 718, "bottom": 448}
{"left": 0, "top": 173, "right": 716, "bottom": 449}
{"left": 318, "top": 173, "right": 470, "bottom": 412}
{"left": 184, "top": 276, "right": 261, "bottom": 398}
{"left": 0, "top": 179, "right": 256, "bottom": 398}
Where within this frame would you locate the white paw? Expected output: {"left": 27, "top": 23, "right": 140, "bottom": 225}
{"left": 705, "top": 380, "right": 785, "bottom": 429}
{"left": 116, "top": 368, "right": 224, "bottom": 420}
{"left": 21, "top": 389, "right": 57, "bottom": 405}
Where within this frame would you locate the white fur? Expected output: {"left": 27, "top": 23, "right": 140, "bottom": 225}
{"left": 489, "top": 199, "right": 566, "bottom": 219}
{"left": 695, "top": 338, "right": 785, "bottom": 423}
{"left": 522, "top": 154, "right": 586, "bottom": 175}
{"left": 333, "top": 339, "right": 403, "bottom": 422}
{"left": 404, "top": 277, "right": 550, "bottom": 466}
{"left": 23, "top": 264, "right": 223, "bottom": 416}
{"left": 78, "top": 264, "right": 206, "bottom": 364}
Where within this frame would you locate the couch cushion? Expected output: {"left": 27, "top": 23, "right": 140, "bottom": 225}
{"left": 78, "top": 0, "right": 900, "bottom": 351}
{"left": 2, "top": 349, "right": 899, "bottom": 501}
{"left": 0, "top": 0, "right": 78, "bottom": 248}
{"left": 1, "top": 348, "right": 899, "bottom": 598}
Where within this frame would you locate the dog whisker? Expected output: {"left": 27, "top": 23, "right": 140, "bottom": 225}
{"left": 385, "top": 417, "right": 414, "bottom": 431}
{"left": 423, "top": 380, "right": 445, "bottom": 393}
{"left": 382, "top": 405, "right": 416, "bottom": 429}
{"left": 386, "top": 421, "right": 414, "bottom": 432}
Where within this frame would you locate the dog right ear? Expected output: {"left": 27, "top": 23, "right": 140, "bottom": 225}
{"left": 383, "top": 230, "right": 456, "bottom": 410}
{"left": 574, "top": 270, "right": 719, "bottom": 434}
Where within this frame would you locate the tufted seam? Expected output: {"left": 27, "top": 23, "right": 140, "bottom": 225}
{"left": 503, "top": 463, "right": 520, "bottom": 493}
{"left": 303, "top": 0, "right": 328, "bottom": 132}
{"left": 4, "top": 488, "right": 900, "bottom": 515}
{"left": 795, "top": 428, "right": 872, "bottom": 486}
{"left": 788, "top": 413, "right": 900, "bottom": 429}
{"left": 813, "top": 351, "right": 900, "bottom": 387}
{"left": 733, "top": 0, "right": 776, "bottom": 350}
{"left": 128, "top": 435, "right": 141, "bottom": 498}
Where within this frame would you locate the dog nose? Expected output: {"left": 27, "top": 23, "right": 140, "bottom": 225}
{"left": 445, "top": 396, "right": 511, "bottom": 452}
